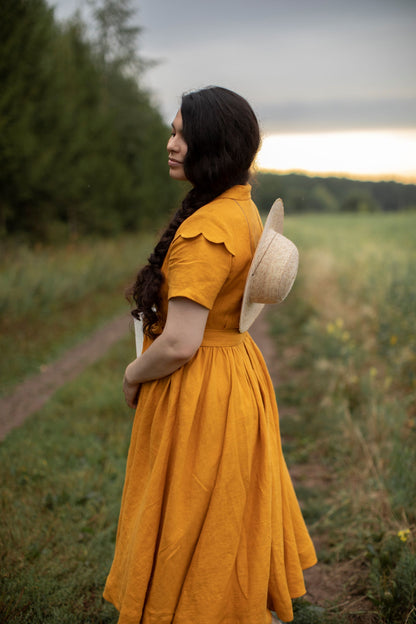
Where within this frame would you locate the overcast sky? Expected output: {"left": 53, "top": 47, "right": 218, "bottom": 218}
{"left": 52, "top": 0, "right": 416, "bottom": 135}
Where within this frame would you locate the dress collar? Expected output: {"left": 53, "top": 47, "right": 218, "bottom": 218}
{"left": 217, "top": 184, "right": 252, "bottom": 201}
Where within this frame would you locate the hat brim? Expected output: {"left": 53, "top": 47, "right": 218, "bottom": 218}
{"left": 239, "top": 300, "right": 265, "bottom": 333}
{"left": 239, "top": 198, "right": 286, "bottom": 333}
{"left": 264, "top": 198, "right": 284, "bottom": 235}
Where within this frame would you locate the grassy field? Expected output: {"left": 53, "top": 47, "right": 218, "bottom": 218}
{"left": 0, "top": 212, "right": 415, "bottom": 623}
{"left": 272, "top": 211, "right": 416, "bottom": 623}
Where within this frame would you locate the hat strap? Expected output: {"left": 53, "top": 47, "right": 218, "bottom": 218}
{"left": 251, "top": 232, "right": 277, "bottom": 276}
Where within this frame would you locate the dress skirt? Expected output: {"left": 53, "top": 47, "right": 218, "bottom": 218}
{"left": 103, "top": 329, "right": 317, "bottom": 624}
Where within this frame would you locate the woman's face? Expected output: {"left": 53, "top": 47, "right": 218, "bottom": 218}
{"left": 167, "top": 109, "right": 188, "bottom": 181}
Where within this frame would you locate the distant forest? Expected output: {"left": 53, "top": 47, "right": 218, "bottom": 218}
{"left": 1, "top": 1, "right": 415, "bottom": 244}
{"left": 253, "top": 172, "right": 416, "bottom": 215}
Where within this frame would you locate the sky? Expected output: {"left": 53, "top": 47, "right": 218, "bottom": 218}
{"left": 52, "top": 0, "right": 416, "bottom": 182}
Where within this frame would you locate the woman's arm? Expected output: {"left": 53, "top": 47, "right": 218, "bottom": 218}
{"left": 123, "top": 297, "right": 209, "bottom": 408}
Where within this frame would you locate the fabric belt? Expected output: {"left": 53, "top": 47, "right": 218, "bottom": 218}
{"left": 200, "top": 328, "right": 247, "bottom": 347}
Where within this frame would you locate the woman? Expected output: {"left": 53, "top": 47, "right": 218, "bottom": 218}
{"left": 103, "top": 86, "right": 316, "bottom": 624}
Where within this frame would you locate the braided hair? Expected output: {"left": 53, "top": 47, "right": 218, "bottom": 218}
{"left": 129, "top": 86, "right": 260, "bottom": 338}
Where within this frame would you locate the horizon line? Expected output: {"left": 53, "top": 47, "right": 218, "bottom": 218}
{"left": 256, "top": 167, "right": 416, "bottom": 186}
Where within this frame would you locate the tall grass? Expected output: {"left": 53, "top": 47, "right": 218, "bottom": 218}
{"left": 0, "top": 235, "right": 154, "bottom": 318}
{"left": 0, "top": 234, "right": 152, "bottom": 394}
{"left": 271, "top": 211, "right": 416, "bottom": 623}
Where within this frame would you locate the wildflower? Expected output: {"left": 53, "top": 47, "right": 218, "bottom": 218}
{"left": 389, "top": 335, "right": 398, "bottom": 346}
{"left": 326, "top": 322, "right": 335, "bottom": 334}
{"left": 397, "top": 529, "right": 410, "bottom": 542}
{"left": 342, "top": 331, "right": 350, "bottom": 342}
{"left": 336, "top": 318, "right": 344, "bottom": 328}
{"left": 370, "top": 367, "right": 378, "bottom": 378}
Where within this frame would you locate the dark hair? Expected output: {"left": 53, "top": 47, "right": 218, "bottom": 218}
{"left": 129, "top": 86, "right": 260, "bottom": 338}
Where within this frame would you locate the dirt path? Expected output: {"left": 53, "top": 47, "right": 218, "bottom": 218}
{"left": 253, "top": 314, "right": 372, "bottom": 620}
{"left": 0, "top": 313, "right": 131, "bottom": 440}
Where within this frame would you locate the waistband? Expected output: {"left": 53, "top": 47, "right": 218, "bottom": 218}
{"left": 200, "top": 328, "right": 247, "bottom": 347}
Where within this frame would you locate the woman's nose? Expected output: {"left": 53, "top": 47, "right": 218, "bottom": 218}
{"left": 167, "top": 136, "right": 177, "bottom": 152}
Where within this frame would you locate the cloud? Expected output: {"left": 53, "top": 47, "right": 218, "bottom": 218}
{"left": 139, "top": 0, "right": 416, "bottom": 132}
{"left": 52, "top": 0, "right": 416, "bottom": 133}
{"left": 258, "top": 97, "right": 416, "bottom": 133}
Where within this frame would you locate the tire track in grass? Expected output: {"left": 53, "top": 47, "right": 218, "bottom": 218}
{"left": 250, "top": 311, "right": 333, "bottom": 607}
{"left": 0, "top": 313, "right": 131, "bottom": 440}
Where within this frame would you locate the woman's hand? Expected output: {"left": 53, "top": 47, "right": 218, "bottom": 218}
{"left": 121, "top": 297, "right": 209, "bottom": 408}
{"left": 123, "top": 363, "right": 141, "bottom": 409}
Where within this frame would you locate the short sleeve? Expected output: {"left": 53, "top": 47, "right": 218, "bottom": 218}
{"left": 167, "top": 234, "right": 232, "bottom": 309}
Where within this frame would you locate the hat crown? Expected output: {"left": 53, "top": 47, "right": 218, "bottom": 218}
{"left": 249, "top": 232, "right": 299, "bottom": 304}
{"left": 239, "top": 198, "right": 299, "bottom": 332}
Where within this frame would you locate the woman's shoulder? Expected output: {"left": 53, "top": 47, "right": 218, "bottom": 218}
{"left": 175, "top": 185, "right": 256, "bottom": 256}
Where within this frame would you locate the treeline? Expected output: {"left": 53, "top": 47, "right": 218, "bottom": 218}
{"left": 0, "top": 0, "right": 182, "bottom": 242}
{"left": 253, "top": 171, "right": 416, "bottom": 215}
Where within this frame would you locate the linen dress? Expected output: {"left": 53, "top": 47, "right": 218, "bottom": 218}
{"left": 103, "top": 184, "right": 317, "bottom": 624}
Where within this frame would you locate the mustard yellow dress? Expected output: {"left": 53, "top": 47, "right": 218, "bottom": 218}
{"left": 103, "top": 185, "right": 316, "bottom": 624}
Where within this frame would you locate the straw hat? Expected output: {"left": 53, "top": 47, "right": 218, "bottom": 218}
{"left": 239, "top": 198, "right": 299, "bottom": 332}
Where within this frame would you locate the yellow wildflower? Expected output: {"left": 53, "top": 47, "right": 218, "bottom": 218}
{"left": 336, "top": 318, "right": 344, "bottom": 328}
{"left": 370, "top": 367, "right": 378, "bottom": 378}
{"left": 326, "top": 322, "right": 335, "bottom": 334}
{"left": 390, "top": 335, "right": 398, "bottom": 346}
{"left": 397, "top": 529, "right": 410, "bottom": 542}
{"left": 384, "top": 376, "right": 392, "bottom": 390}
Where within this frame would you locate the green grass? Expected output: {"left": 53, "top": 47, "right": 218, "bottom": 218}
{"left": 0, "top": 233, "right": 152, "bottom": 395}
{"left": 271, "top": 211, "right": 416, "bottom": 623}
{"left": 0, "top": 337, "right": 132, "bottom": 623}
